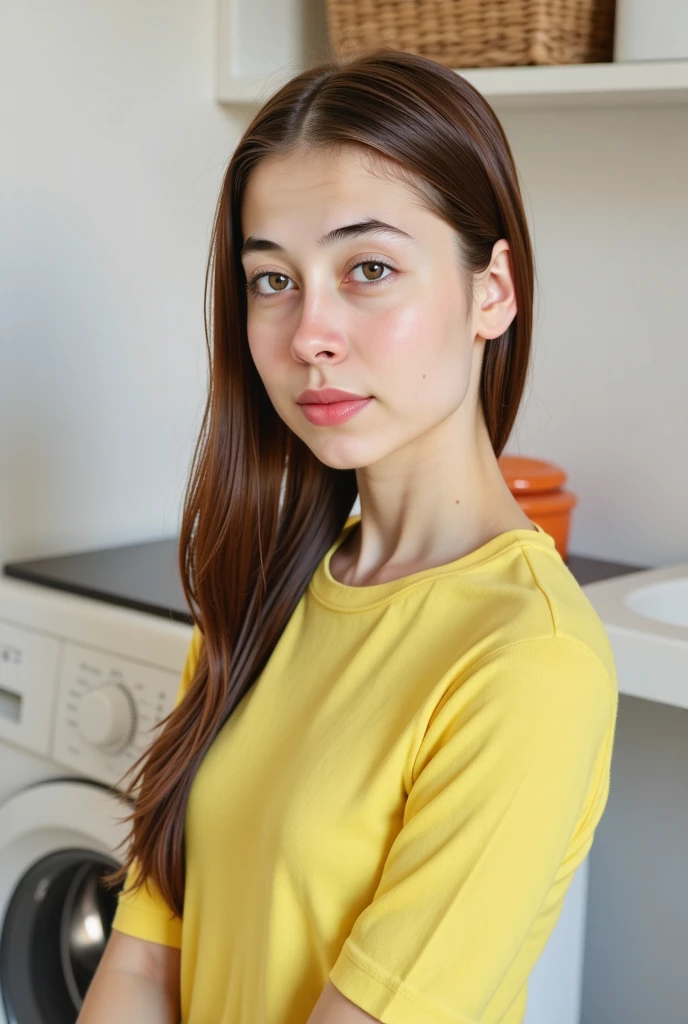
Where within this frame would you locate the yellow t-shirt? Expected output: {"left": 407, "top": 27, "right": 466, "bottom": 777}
{"left": 112, "top": 515, "right": 618, "bottom": 1024}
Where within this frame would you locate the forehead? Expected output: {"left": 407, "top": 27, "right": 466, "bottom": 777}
{"left": 241, "top": 146, "right": 417, "bottom": 231}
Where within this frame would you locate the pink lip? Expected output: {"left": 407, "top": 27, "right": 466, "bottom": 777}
{"left": 299, "top": 397, "right": 372, "bottom": 426}
{"left": 297, "top": 387, "right": 370, "bottom": 405}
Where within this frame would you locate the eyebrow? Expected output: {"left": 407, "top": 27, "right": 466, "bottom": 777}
{"left": 240, "top": 218, "right": 414, "bottom": 257}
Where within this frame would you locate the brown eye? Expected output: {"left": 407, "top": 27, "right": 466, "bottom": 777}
{"left": 361, "top": 262, "right": 385, "bottom": 281}
{"left": 350, "top": 259, "right": 395, "bottom": 286}
{"left": 267, "top": 273, "right": 289, "bottom": 291}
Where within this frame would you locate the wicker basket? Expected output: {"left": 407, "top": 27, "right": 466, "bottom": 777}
{"left": 325, "top": 0, "right": 616, "bottom": 68}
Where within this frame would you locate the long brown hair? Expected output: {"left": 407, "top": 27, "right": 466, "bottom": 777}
{"left": 107, "top": 47, "right": 535, "bottom": 918}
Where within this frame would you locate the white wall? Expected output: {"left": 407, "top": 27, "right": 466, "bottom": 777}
{"left": 501, "top": 104, "right": 688, "bottom": 569}
{"left": 2, "top": 2, "right": 686, "bottom": 569}
{"left": 1, "top": 0, "right": 241, "bottom": 561}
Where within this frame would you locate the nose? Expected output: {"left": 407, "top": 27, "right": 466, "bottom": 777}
{"left": 289, "top": 305, "right": 349, "bottom": 366}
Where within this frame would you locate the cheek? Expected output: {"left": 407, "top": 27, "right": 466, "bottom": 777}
{"left": 247, "top": 325, "right": 310, "bottom": 438}
{"left": 369, "top": 300, "right": 467, "bottom": 406}
{"left": 366, "top": 302, "right": 429, "bottom": 380}
{"left": 247, "top": 324, "right": 285, "bottom": 385}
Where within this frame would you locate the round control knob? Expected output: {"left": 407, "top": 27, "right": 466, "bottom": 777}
{"left": 78, "top": 683, "right": 136, "bottom": 751}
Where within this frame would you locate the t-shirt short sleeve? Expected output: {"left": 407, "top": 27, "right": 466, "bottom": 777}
{"left": 328, "top": 636, "right": 617, "bottom": 1024}
{"left": 110, "top": 623, "right": 204, "bottom": 949}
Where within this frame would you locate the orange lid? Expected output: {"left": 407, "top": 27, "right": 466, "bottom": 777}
{"left": 498, "top": 455, "right": 568, "bottom": 496}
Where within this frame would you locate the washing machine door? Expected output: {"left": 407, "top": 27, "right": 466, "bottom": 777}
{"left": 0, "top": 780, "right": 130, "bottom": 1024}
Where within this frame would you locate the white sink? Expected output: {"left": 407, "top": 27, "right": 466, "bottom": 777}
{"left": 625, "top": 577, "right": 688, "bottom": 628}
{"left": 582, "top": 563, "right": 688, "bottom": 710}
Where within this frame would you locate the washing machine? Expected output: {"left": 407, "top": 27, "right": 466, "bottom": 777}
{"left": 0, "top": 537, "right": 192, "bottom": 1024}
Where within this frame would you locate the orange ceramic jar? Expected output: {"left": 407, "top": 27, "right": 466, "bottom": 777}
{"left": 498, "top": 455, "right": 578, "bottom": 560}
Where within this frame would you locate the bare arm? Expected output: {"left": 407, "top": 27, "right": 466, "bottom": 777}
{"left": 306, "top": 980, "right": 380, "bottom": 1024}
{"left": 77, "top": 929, "right": 181, "bottom": 1024}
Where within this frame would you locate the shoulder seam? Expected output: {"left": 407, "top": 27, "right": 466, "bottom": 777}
{"left": 455, "top": 633, "right": 613, "bottom": 689}
{"left": 515, "top": 544, "right": 616, "bottom": 694}
{"left": 518, "top": 541, "right": 558, "bottom": 637}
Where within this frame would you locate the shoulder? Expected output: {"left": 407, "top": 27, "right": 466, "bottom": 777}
{"left": 437, "top": 531, "right": 617, "bottom": 687}
{"left": 414, "top": 633, "right": 617, "bottom": 795}
{"left": 509, "top": 538, "right": 618, "bottom": 684}
{"left": 427, "top": 540, "right": 619, "bottom": 739}
{"left": 464, "top": 634, "right": 617, "bottom": 725}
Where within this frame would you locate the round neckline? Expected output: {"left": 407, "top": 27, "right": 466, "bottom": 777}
{"left": 309, "top": 514, "right": 557, "bottom": 611}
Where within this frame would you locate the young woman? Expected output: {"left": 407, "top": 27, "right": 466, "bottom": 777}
{"left": 79, "top": 47, "right": 618, "bottom": 1024}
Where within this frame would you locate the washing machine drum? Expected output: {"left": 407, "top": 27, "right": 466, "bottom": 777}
{"left": 0, "top": 780, "right": 131, "bottom": 1024}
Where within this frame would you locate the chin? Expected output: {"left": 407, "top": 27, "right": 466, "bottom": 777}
{"left": 307, "top": 439, "right": 383, "bottom": 472}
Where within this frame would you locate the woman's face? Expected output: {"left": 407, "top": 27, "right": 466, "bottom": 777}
{"left": 240, "top": 146, "right": 491, "bottom": 471}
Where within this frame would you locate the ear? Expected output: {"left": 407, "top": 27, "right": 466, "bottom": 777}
{"left": 473, "top": 240, "right": 517, "bottom": 341}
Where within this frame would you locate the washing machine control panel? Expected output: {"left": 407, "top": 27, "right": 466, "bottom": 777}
{"left": 53, "top": 642, "right": 181, "bottom": 786}
{"left": 77, "top": 682, "right": 137, "bottom": 751}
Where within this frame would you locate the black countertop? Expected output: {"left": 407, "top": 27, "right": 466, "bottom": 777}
{"left": 4, "top": 537, "right": 192, "bottom": 624}
{"left": 2, "top": 535, "right": 650, "bottom": 626}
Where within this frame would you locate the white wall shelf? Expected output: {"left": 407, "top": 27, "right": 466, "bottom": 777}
{"left": 450, "top": 58, "right": 688, "bottom": 108}
{"left": 217, "top": 57, "right": 688, "bottom": 108}
{"left": 215, "top": 0, "right": 688, "bottom": 109}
